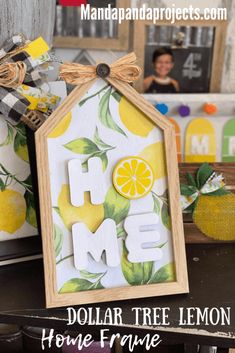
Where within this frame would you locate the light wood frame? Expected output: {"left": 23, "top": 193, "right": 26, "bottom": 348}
{"left": 35, "top": 77, "right": 189, "bottom": 308}
{"left": 53, "top": 0, "right": 130, "bottom": 50}
{"left": 133, "top": 19, "right": 228, "bottom": 93}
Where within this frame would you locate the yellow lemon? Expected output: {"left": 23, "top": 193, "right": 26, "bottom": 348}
{"left": 15, "top": 143, "right": 29, "bottom": 162}
{"left": 139, "top": 142, "right": 166, "bottom": 180}
{"left": 48, "top": 112, "right": 72, "bottom": 138}
{"left": 119, "top": 97, "right": 155, "bottom": 137}
{"left": 58, "top": 184, "right": 104, "bottom": 232}
{"left": 193, "top": 194, "right": 235, "bottom": 241}
{"left": 113, "top": 157, "right": 154, "bottom": 199}
{"left": 0, "top": 189, "right": 26, "bottom": 233}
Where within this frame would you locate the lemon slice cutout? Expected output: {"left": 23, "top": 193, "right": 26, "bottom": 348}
{"left": 113, "top": 157, "right": 154, "bottom": 200}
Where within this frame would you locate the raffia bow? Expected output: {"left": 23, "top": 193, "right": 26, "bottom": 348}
{"left": 0, "top": 61, "right": 27, "bottom": 88}
{"left": 59, "top": 52, "right": 142, "bottom": 85}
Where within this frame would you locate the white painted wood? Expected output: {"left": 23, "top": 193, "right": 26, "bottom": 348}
{"left": 72, "top": 219, "right": 119, "bottom": 270}
{"left": 68, "top": 157, "right": 105, "bottom": 207}
{"left": 124, "top": 213, "right": 162, "bottom": 263}
{"left": 0, "top": 0, "right": 56, "bottom": 46}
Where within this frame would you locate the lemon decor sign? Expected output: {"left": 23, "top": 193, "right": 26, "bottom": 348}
{"left": 181, "top": 163, "right": 235, "bottom": 241}
{"left": 0, "top": 119, "right": 38, "bottom": 242}
{"left": 36, "top": 73, "right": 188, "bottom": 308}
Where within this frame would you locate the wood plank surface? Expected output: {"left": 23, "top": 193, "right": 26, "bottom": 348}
{"left": 0, "top": 0, "right": 56, "bottom": 46}
{"left": 0, "top": 244, "right": 235, "bottom": 347}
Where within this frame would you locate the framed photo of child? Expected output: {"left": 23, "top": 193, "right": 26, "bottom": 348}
{"left": 133, "top": 19, "right": 228, "bottom": 93}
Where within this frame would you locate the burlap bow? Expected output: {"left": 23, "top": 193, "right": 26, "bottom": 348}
{"left": 59, "top": 52, "right": 142, "bottom": 85}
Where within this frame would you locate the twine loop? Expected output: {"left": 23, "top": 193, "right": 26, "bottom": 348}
{"left": 0, "top": 61, "right": 27, "bottom": 89}
{"left": 59, "top": 52, "right": 142, "bottom": 85}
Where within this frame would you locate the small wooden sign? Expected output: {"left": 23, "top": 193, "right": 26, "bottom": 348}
{"left": 185, "top": 118, "right": 216, "bottom": 163}
{"left": 36, "top": 76, "right": 188, "bottom": 308}
{"left": 222, "top": 118, "right": 235, "bottom": 162}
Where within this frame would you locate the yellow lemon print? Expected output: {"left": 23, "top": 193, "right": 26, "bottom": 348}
{"left": 48, "top": 112, "right": 72, "bottom": 138}
{"left": 0, "top": 189, "right": 26, "bottom": 233}
{"left": 113, "top": 157, "right": 154, "bottom": 200}
{"left": 58, "top": 184, "right": 104, "bottom": 232}
{"left": 139, "top": 142, "right": 166, "bottom": 180}
{"left": 119, "top": 97, "right": 155, "bottom": 137}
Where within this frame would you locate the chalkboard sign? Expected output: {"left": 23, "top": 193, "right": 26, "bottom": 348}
{"left": 144, "top": 46, "right": 213, "bottom": 93}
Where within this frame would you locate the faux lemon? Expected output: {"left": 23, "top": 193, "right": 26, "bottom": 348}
{"left": 193, "top": 194, "right": 235, "bottom": 241}
{"left": 0, "top": 189, "right": 26, "bottom": 233}
{"left": 119, "top": 97, "right": 155, "bottom": 137}
{"left": 139, "top": 142, "right": 166, "bottom": 180}
{"left": 113, "top": 157, "right": 154, "bottom": 199}
{"left": 58, "top": 184, "right": 104, "bottom": 232}
{"left": 48, "top": 112, "right": 72, "bottom": 138}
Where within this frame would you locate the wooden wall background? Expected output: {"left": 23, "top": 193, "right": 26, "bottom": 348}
{"left": 0, "top": 0, "right": 56, "bottom": 46}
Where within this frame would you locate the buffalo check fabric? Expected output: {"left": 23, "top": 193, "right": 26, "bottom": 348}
{"left": 0, "top": 35, "right": 47, "bottom": 122}
{"left": 0, "top": 88, "right": 30, "bottom": 122}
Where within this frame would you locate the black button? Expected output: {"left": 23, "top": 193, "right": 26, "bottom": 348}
{"left": 96, "top": 63, "right": 110, "bottom": 78}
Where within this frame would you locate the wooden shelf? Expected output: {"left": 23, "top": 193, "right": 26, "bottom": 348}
{"left": 0, "top": 244, "right": 235, "bottom": 347}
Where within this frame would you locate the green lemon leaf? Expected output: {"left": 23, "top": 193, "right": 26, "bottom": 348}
{"left": 149, "top": 263, "right": 176, "bottom": 284}
{"left": 59, "top": 278, "right": 103, "bottom": 293}
{"left": 22, "top": 175, "right": 33, "bottom": 193}
{"left": 143, "top": 261, "right": 154, "bottom": 284}
{"left": 64, "top": 138, "right": 100, "bottom": 154}
{"left": 98, "top": 88, "right": 126, "bottom": 137}
{"left": 80, "top": 270, "right": 104, "bottom": 280}
{"left": 186, "top": 172, "right": 197, "bottom": 188}
{"left": 14, "top": 130, "right": 29, "bottom": 163}
{"left": 152, "top": 193, "right": 161, "bottom": 214}
{"left": 54, "top": 224, "right": 64, "bottom": 258}
{"left": 0, "top": 178, "right": 5, "bottom": 191}
{"left": 161, "top": 203, "right": 171, "bottom": 230}
{"left": 196, "top": 163, "right": 214, "bottom": 189}
{"left": 82, "top": 150, "right": 108, "bottom": 172}
{"left": 111, "top": 91, "right": 122, "bottom": 102}
{"left": 78, "top": 84, "right": 109, "bottom": 107}
{"left": 99, "top": 151, "right": 108, "bottom": 171}
{"left": 117, "top": 224, "right": 127, "bottom": 238}
{"left": 121, "top": 242, "right": 144, "bottom": 285}
{"left": 59, "top": 278, "right": 93, "bottom": 293}
{"left": 24, "top": 190, "right": 37, "bottom": 228}
{"left": 0, "top": 124, "right": 14, "bottom": 147}
{"left": 104, "top": 186, "right": 130, "bottom": 225}
{"left": 53, "top": 206, "right": 61, "bottom": 217}
{"left": 94, "top": 127, "right": 114, "bottom": 150}
{"left": 180, "top": 184, "right": 198, "bottom": 196}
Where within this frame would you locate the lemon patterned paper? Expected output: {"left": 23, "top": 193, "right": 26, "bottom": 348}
{"left": 47, "top": 79, "right": 175, "bottom": 293}
{"left": 0, "top": 118, "right": 37, "bottom": 241}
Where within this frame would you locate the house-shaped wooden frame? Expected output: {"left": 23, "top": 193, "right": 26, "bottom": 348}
{"left": 35, "top": 75, "right": 189, "bottom": 308}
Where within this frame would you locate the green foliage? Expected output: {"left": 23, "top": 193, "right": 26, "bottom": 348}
{"left": 54, "top": 224, "right": 64, "bottom": 258}
{"left": 161, "top": 203, "right": 171, "bottom": 230}
{"left": 64, "top": 138, "right": 99, "bottom": 154}
{"left": 98, "top": 87, "right": 126, "bottom": 136}
{"left": 59, "top": 278, "right": 104, "bottom": 293}
{"left": 149, "top": 263, "right": 175, "bottom": 284}
{"left": 104, "top": 186, "right": 130, "bottom": 225}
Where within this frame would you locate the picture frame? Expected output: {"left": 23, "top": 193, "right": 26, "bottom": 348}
{"left": 133, "top": 19, "right": 228, "bottom": 93}
{"left": 53, "top": 0, "right": 130, "bottom": 50}
{"left": 36, "top": 76, "right": 188, "bottom": 308}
